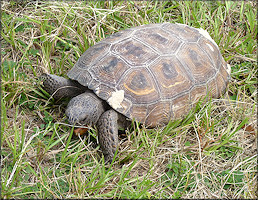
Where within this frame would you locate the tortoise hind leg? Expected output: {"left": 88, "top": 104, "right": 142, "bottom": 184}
{"left": 97, "top": 109, "right": 119, "bottom": 162}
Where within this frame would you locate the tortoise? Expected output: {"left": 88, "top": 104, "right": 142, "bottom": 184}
{"left": 41, "top": 23, "right": 231, "bottom": 162}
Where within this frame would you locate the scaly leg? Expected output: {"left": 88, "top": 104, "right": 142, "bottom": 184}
{"left": 97, "top": 110, "right": 119, "bottom": 162}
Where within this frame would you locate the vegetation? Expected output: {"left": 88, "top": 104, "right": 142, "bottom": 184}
{"left": 1, "top": 1, "right": 257, "bottom": 199}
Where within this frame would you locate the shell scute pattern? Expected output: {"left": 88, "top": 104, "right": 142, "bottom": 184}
{"left": 162, "top": 23, "right": 200, "bottom": 42}
{"left": 67, "top": 23, "right": 230, "bottom": 127}
{"left": 177, "top": 42, "right": 217, "bottom": 85}
{"left": 90, "top": 55, "right": 130, "bottom": 89}
{"left": 149, "top": 56, "right": 193, "bottom": 99}
{"left": 133, "top": 28, "right": 183, "bottom": 55}
{"left": 111, "top": 38, "right": 160, "bottom": 66}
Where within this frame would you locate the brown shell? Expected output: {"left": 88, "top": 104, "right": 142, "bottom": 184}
{"left": 67, "top": 23, "right": 231, "bottom": 127}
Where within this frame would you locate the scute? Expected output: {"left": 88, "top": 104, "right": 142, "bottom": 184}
{"left": 67, "top": 23, "right": 230, "bottom": 127}
{"left": 162, "top": 23, "right": 200, "bottom": 42}
{"left": 145, "top": 101, "right": 171, "bottom": 127}
{"left": 198, "top": 37, "right": 221, "bottom": 69}
{"left": 119, "top": 68, "right": 160, "bottom": 104}
{"left": 133, "top": 28, "right": 182, "bottom": 54}
{"left": 111, "top": 38, "right": 159, "bottom": 66}
{"left": 171, "top": 93, "right": 191, "bottom": 120}
{"left": 177, "top": 43, "right": 216, "bottom": 85}
{"left": 104, "top": 29, "right": 134, "bottom": 43}
{"left": 150, "top": 57, "right": 193, "bottom": 99}
{"left": 90, "top": 54, "right": 130, "bottom": 88}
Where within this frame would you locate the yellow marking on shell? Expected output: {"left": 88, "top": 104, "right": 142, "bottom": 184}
{"left": 123, "top": 83, "right": 155, "bottom": 95}
{"left": 162, "top": 80, "right": 184, "bottom": 88}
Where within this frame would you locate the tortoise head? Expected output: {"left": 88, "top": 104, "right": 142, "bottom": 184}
{"left": 65, "top": 92, "right": 106, "bottom": 126}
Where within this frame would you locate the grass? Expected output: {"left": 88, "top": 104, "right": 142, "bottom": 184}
{"left": 1, "top": 1, "right": 257, "bottom": 199}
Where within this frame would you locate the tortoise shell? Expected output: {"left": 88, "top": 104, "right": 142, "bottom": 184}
{"left": 67, "top": 23, "right": 231, "bottom": 127}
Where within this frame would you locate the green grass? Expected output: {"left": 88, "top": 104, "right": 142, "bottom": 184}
{"left": 1, "top": 1, "right": 257, "bottom": 199}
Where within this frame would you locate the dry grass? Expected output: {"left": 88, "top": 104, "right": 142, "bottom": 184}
{"left": 1, "top": 1, "right": 257, "bottom": 199}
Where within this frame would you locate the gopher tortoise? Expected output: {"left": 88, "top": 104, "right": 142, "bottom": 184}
{"left": 41, "top": 23, "right": 231, "bottom": 162}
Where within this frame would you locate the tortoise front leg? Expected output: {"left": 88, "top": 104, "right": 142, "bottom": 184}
{"left": 41, "top": 73, "right": 87, "bottom": 99}
{"left": 97, "top": 109, "right": 119, "bottom": 162}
